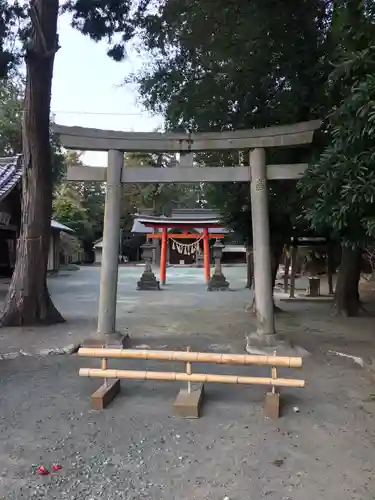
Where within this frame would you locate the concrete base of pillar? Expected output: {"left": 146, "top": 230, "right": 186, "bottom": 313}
{"left": 207, "top": 271, "right": 230, "bottom": 291}
{"left": 246, "top": 332, "right": 310, "bottom": 357}
{"left": 137, "top": 270, "right": 160, "bottom": 291}
{"left": 81, "top": 332, "right": 129, "bottom": 348}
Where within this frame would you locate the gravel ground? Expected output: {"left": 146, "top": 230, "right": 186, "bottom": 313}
{"left": 1, "top": 267, "right": 375, "bottom": 499}
{"left": 1, "top": 339, "right": 375, "bottom": 500}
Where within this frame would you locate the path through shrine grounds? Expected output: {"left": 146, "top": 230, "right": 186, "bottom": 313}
{"left": 0, "top": 266, "right": 375, "bottom": 499}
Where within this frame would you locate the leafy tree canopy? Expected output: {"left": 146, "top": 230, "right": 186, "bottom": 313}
{"left": 300, "top": 1, "right": 375, "bottom": 247}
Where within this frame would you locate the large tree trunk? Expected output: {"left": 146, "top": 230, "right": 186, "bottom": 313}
{"left": 245, "top": 246, "right": 253, "bottom": 288}
{"left": 0, "top": 0, "right": 64, "bottom": 326}
{"left": 271, "top": 244, "right": 283, "bottom": 291}
{"left": 333, "top": 246, "right": 361, "bottom": 317}
{"left": 271, "top": 243, "right": 283, "bottom": 313}
{"left": 283, "top": 246, "right": 290, "bottom": 293}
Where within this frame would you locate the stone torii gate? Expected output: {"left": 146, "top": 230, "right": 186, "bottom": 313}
{"left": 53, "top": 120, "right": 320, "bottom": 346}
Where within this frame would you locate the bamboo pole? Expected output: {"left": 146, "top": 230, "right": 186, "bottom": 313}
{"left": 186, "top": 346, "right": 192, "bottom": 394}
{"left": 78, "top": 348, "right": 302, "bottom": 368}
{"left": 79, "top": 368, "right": 305, "bottom": 388}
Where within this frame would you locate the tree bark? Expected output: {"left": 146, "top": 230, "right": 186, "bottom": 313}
{"left": 0, "top": 0, "right": 64, "bottom": 326}
{"left": 289, "top": 246, "right": 298, "bottom": 298}
{"left": 271, "top": 244, "right": 283, "bottom": 291}
{"left": 283, "top": 246, "right": 290, "bottom": 293}
{"left": 245, "top": 246, "right": 253, "bottom": 288}
{"left": 271, "top": 243, "right": 283, "bottom": 312}
{"left": 333, "top": 245, "right": 361, "bottom": 317}
{"left": 327, "top": 244, "right": 335, "bottom": 295}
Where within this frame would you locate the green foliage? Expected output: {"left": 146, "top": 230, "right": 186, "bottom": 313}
{"left": 55, "top": 151, "right": 201, "bottom": 250}
{"left": 0, "top": 2, "right": 27, "bottom": 78}
{"left": 0, "top": 75, "right": 66, "bottom": 184}
{"left": 53, "top": 184, "right": 93, "bottom": 238}
{"left": 54, "top": 152, "right": 105, "bottom": 248}
{"left": 119, "top": 1, "right": 330, "bottom": 246}
{"left": 300, "top": 1, "right": 375, "bottom": 247}
{"left": 121, "top": 152, "right": 202, "bottom": 229}
{"left": 0, "top": 77, "right": 23, "bottom": 155}
{"left": 205, "top": 180, "right": 302, "bottom": 246}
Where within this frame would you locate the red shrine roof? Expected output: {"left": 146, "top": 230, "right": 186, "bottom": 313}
{"left": 131, "top": 209, "right": 229, "bottom": 233}
{"left": 136, "top": 214, "right": 222, "bottom": 228}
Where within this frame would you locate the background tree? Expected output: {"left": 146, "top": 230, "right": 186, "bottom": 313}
{"left": 112, "top": 0, "right": 330, "bottom": 302}
{"left": 300, "top": 0, "right": 375, "bottom": 316}
{"left": 0, "top": 77, "right": 23, "bottom": 155}
{"left": 0, "top": 0, "right": 63, "bottom": 326}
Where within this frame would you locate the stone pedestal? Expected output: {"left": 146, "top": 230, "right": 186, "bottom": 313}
{"left": 207, "top": 270, "right": 229, "bottom": 291}
{"left": 137, "top": 266, "right": 160, "bottom": 290}
{"left": 137, "top": 240, "right": 161, "bottom": 290}
{"left": 81, "top": 332, "right": 128, "bottom": 348}
{"left": 307, "top": 277, "right": 320, "bottom": 297}
{"left": 207, "top": 239, "right": 229, "bottom": 291}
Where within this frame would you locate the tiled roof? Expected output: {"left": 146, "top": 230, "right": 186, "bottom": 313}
{"left": 131, "top": 219, "right": 154, "bottom": 234}
{"left": 0, "top": 156, "right": 22, "bottom": 202}
{"left": 0, "top": 156, "right": 73, "bottom": 233}
{"left": 51, "top": 220, "right": 73, "bottom": 233}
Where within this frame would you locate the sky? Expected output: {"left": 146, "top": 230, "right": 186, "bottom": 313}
{"left": 51, "top": 13, "right": 163, "bottom": 166}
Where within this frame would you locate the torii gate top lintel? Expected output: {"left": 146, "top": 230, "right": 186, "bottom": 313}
{"left": 52, "top": 119, "right": 321, "bottom": 152}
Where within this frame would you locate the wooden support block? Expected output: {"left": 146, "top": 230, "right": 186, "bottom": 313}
{"left": 91, "top": 379, "right": 121, "bottom": 410}
{"left": 264, "top": 391, "right": 280, "bottom": 419}
{"left": 173, "top": 384, "right": 205, "bottom": 418}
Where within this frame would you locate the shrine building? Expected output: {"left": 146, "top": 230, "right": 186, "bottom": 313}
{"left": 131, "top": 208, "right": 246, "bottom": 283}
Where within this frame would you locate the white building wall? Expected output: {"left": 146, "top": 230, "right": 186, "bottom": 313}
{"left": 95, "top": 248, "right": 102, "bottom": 264}
{"left": 47, "top": 232, "right": 60, "bottom": 272}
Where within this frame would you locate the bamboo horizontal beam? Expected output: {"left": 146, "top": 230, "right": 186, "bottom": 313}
{"left": 147, "top": 233, "right": 224, "bottom": 239}
{"left": 77, "top": 348, "right": 302, "bottom": 368}
{"left": 79, "top": 368, "right": 305, "bottom": 388}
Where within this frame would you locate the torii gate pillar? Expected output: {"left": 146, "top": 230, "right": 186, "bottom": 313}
{"left": 97, "top": 150, "right": 123, "bottom": 339}
{"left": 250, "top": 148, "right": 275, "bottom": 336}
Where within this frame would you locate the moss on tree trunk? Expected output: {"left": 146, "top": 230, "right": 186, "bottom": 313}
{"left": 0, "top": 0, "right": 64, "bottom": 326}
{"left": 333, "top": 245, "right": 361, "bottom": 317}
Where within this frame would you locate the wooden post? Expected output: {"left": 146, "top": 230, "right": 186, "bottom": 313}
{"left": 289, "top": 246, "right": 298, "bottom": 298}
{"left": 203, "top": 228, "right": 210, "bottom": 282}
{"left": 160, "top": 227, "right": 167, "bottom": 285}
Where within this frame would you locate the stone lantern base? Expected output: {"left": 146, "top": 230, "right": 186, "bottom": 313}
{"left": 137, "top": 268, "right": 161, "bottom": 290}
{"left": 207, "top": 271, "right": 230, "bottom": 291}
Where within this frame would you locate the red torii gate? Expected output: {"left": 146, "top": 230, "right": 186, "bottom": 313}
{"left": 135, "top": 214, "right": 225, "bottom": 284}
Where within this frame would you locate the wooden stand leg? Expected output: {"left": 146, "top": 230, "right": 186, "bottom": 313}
{"left": 173, "top": 383, "right": 205, "bottom": 418}
{"left": 203, "top": 228, "right": 210, "bottom": 282}
{"left": 160, "top": 227, "right": 167, "bottom": 285}
{"left": 91, "top": 379, "right": 121, "bottom": 410}
{"left": 264, "top": 391, "right": 280, "bottom": 419}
